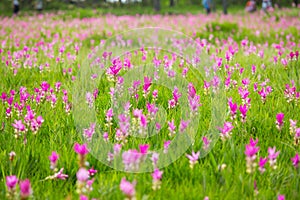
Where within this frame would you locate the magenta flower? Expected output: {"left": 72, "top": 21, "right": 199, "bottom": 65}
{"left": 106, "top": 108, "right": 114, "bottom": 123}
{"left": 188, "top": 83, "right": 196, "bottom": 98}
{"left": 122, "top": 149, "right": 142, "bottom": 171}
{"left": 19, "top": 179, "right": 32, "bottom": 199}
{"left": 202, "top": 136, "right": 211, "bottom": 150}
{"left": 239, "top": 104, "right": 248, "bottom": 123}
{"left": 88, "top": 167, "right": 98, "bottom": 176}
{"left": 291, "top": 153, "right": 299, "bottom": 168}
{"left": 6, "top": 175, "right": 18, "bottom": 191}
{"left": 172, "top": 87, "right": 182, "bottom": 104}
{"left": 186, "top": 151, "right": 200, "bottom": 168}
{"left": 151, "top": 152, "right": 159, "bottom": 168}
{"left": 278, "top": 195, "right": 285, "bottom": 200}
{"left": 120, "top": 178, "right": 136, "bottom": 199}
{"left": 152, "top": 168, "right": 163, "bottom": 190}
{"left": 228, "top": 98, "right": 238, "bottom": 119}
{"left": 74, "top": 143, "right": 89, "bottom": 155}
{"left": 258, "top": 157, "right": 268, "bottom": 173}
{"left": 12, "top": 120, "right": 26, "bottom": 133}
{"left": 143, "top": 76, "right": 152, "bottom": 95}
{"left": 245, "top": 138, "right": 259, "bottom": 174}
{"left": 179, "top": 120, "right": 190, "bottom": 133}
{"left": 276, "top": 113, "right": 284, "bottom": 131}
{"left": 219, "top": 122, "right": 234, "bottom": 141}
{"left": 83, "top": 123, "right": 96, "bottom": 140}
{"left": 139, "top": 144, "right": 149, "bottom": 155}
{"left": 49, "top": 151, "right": 59, "bottom": 169}
{"left": 163, "top": 140, "right": 171, "bottom": 154}
{"left": 268, "top": 147, "right": 280, "bottom": 169}
{"left": 168, "top": 120, "right": 176, "bottom": 136}
{"left": 76, "top": 168, "right": 90, "bottom": 182}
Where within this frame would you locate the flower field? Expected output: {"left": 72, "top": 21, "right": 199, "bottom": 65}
{"left": 0, "top": 10, "right": 300, "bottom": 200}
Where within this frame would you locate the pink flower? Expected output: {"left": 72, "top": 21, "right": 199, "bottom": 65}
{"left": 219, "top": 122, "right": 234, "bottom": 141}
{"left": 245, "top": 138, "right": 259, "bottom": 174}
{"left": 74, "top": 143, "right": 89, "bottom": 155}
{"left": 19, "top": 179, "right": 32, "bottom": 199}
{"left": 120, "top": 178, "right": 136, "bottom": 199}
{"left": 186, "top": 151, "right": 200, "bottom": 168}
{"left": 163, "top": 140, "right": 171, "bottom": 153}
{"left": 143, "top": 76, "right": 152, "bottom": 95}
{"left": 278, "top": 194, "right": 285, "bottom": 200}
{"left": 88, "top": 167, "right": 97, "bottom": 176}
{"left": 76, "top": 168, "right": 90, "bottom": 182}
{"left": 168, "top": 120, "right": 176, "bottom": 136}
{"left": 258, "top": 157, "right": 268, "bottom": 173}
{"left": 202, "top": 136, "right": 211, "bottom": 150}
{"left": 6, "top": 175, "right": 18, "bottom": 190}
{"left": 268, "top": 147, "right": 280, "bottom": 169}
{"left": 139, "top": 144, "right": 149, "bottom": 154}
{"left": 106, "top": 108, "right": 114, "bottom": 122}
{"left": 276, "top": 113, "right": 284, "bottom": 131}
{"left": 179, "top": 120, "right": 190, "bottom": 133}
{"left": 291, "top": 153, "right": 299, "bottom": 168}
{"left": 188, "top": 83, "right": 196, "bottom": 98}
{"left": 49, "top": 151, "right": 59, "bottom": 169}
{"left": 12, "top": 120, "right": 26, "bottom": 133}
{"left": 239, "top": 104, "right": 248, "bottom": 123}
{"left": 228, "top": 98, "right": 238, "bottom": 119}
{"left": 152, "top": 168, "right": 163, "bottom": 181}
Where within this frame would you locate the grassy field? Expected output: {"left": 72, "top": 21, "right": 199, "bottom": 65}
{"left": 0, "top": 7, "right": 300, "bottom": 200}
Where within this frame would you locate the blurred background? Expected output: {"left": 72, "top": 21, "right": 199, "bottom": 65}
{"left": 0, "top": 0, "right": 298, "bottom": 16}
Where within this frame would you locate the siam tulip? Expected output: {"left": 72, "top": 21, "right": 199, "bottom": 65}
{"left": 228, "top": 98, "right": 238, "bottom": 120}
{"left": 122, "top": 149, "right": 142, "bottom": 172}
{"left": 76, "top": 168, "right": 92, "bottom": 195}
{"left": 258, "top": 157, "right": 268, "bottom": 173}
{"left": 278, "top": 195, "right": 285, "bottom": 200}
{"left": 152, "top": 90, "right": 158, "bottom": 100}
{"left": 45, "top": 168, "right": 68, "bottom": 180}
{"left": 88, "top": 167, "right": 97, "bottom": 176}
{"left": 188, "top": 94, "right": 202, "bottom": 114}
{"left": 19, "top": 179, "right": 32, "bottom": 200}
{"left": 143, "top": 76, "right": 152, "bottom": 97}
{"left": 74, "top": 143, "right": 89, "bottom": 167}
{"left": 168, "top": 120, "right": 176, "bottom": 136}
{"left": 245, "top": 138, "right": 259, "bottom": 174}
{"left": 291, "top": 153, "right": 299, "bottom": 168}
{"left": 219, "top": 122, "right": 234, "bottom": 141}
{"left": 12, "top": 119, "right": 26, "bottom": 137}
{"left": 289, "top": 119, "right": 297, "bottom": 135}
{"left": 151, "top": 152, "right": 159, "bottom": 168}
{"left": 120, "top": 178, "right": 137, "bottom": 200}
{"left": 203, "top": 80, "right": 210, "bottom": 95}
{"left": 106, "top": 108, "right": 114, "bottom": 125}
{"left": 152, "top": 168, "right": 163, "bottom": 190}
{"left": 86, "top": 92, "right": 94, "bottom": 108}
{"left": 146, "top": 103, "right": 158, "bottom": 120}
{"left": 179, "top": 120, "right": 190, "bottom": 133}
{"left": 188, "top": 83, "right": 196, "bottom": 98}
{"left": 239, "top": 104, "right": 248, "bottom": 123}
{"left": 202, "top": 136, "right": 211, "bottom": 151}
{"left": 49, "top": 151, "right": 59, "bottom": 170}
{"left": 276, "top": 113, "right": 284, "bottom": 131}
{"left": 163, "top": 140, "right": 171, "bottom": 154}
{"left": 83, "top": 123, "right": 96, "bottom": 141}
{"left": 268, "top": 147, "right": 280, "bottom": 170}
{"left": 186, "top": 151, "right": 200, "bottom": 169}
{"left": 6, "top": 175, "right": 18, "bottom": 198}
